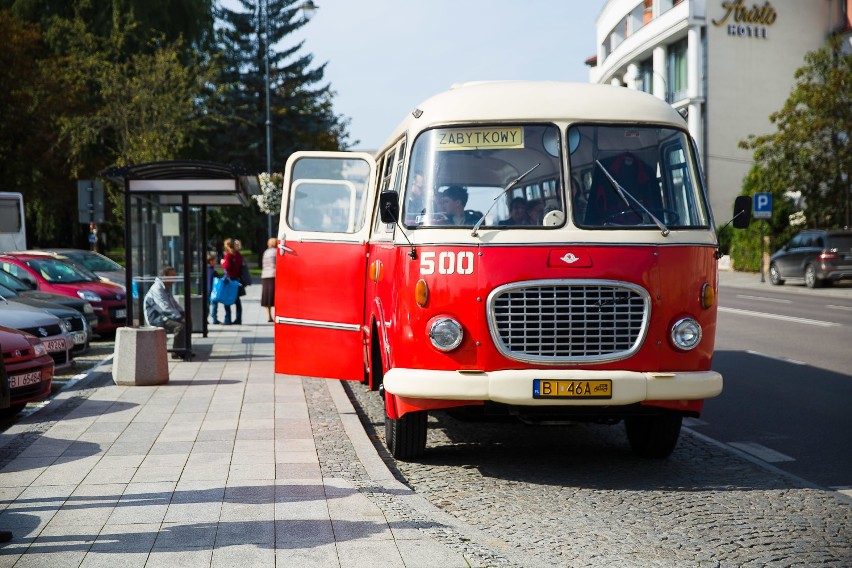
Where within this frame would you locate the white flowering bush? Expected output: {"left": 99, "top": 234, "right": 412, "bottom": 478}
{"left": 789, "top": 210, "right": 806, "bottom": 227}
{"left": 253, "top": 172, "right": 283, "bottom": 214}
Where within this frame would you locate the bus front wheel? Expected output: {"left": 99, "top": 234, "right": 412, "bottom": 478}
{"left": 625, "top": 414, "right": 682, "bottom": 458}
{"left": 385, "top": 410, "right": 427, "bottom": 460}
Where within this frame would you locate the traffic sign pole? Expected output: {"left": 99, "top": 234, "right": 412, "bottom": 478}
{"left": 760, "top": 221, "right": 765, "bottom": 283}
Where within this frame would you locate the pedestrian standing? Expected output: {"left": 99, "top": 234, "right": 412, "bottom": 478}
{"left": 260, "top": 237, "right": 277, "bottom": 322}
{"left": 222, "top": 238, "right": 244, "bottom": 325}
{"left": 206, "top": 252, "right": 221, "bottom": 324}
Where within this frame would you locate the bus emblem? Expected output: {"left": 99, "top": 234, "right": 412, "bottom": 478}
{"left": 560, "top": 253, "right": 580, "bottom": 264}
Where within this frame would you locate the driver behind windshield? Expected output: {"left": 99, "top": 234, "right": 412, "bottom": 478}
{"left": 438, "top": 186, "right": 482, "bottom": 226}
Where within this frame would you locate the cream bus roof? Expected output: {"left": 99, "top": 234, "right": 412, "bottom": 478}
{"left": 382, "top": 81, "right": 686, "bottom": 150}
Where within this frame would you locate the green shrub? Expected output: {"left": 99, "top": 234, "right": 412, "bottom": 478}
{"left": 728, "top": 164, "right": 798, "bottom": 272}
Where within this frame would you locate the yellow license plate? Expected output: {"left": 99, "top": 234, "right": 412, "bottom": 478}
{"left": 533, "top": 379, "right": 612, "bottom": 399}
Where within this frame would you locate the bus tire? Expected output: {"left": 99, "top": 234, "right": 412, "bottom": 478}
{"left": 625, "top": 413, "right": 682, "bottom": 458}
{"left": 385, "top": 410, "right": 427, "bottom": 460}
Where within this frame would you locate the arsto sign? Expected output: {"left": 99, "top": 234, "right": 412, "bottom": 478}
{"left": 712, "top": 0, "right": 778, "bottom": 39}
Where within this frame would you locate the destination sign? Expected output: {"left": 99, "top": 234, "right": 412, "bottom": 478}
{"left": 436, "top": 127, "right": 524, "bottom": 151}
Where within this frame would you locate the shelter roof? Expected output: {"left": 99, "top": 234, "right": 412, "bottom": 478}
{"left": 102, "top": 160, "right": 259, "bottom": 206}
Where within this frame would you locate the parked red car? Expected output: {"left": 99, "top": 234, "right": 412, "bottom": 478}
{"left": 0, "top": 324, "right": 54, "bottom": 414}
{"left": 0, "top": 253, "right": 126, "bottom": 334}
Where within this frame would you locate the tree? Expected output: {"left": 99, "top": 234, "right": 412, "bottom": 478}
{"left": 0, "top": 10, "right": 83, "bottom": 246}
{"left": 4, "top": 0, "right": 216, "bottom": 55}
{"left": 728, "top": 164, "right": 797, "bottom": 272}
{"left": 208, "top": 0, "right": 352, "bottom": 255}
{"left": 21, "top": 11, "right": 220, "bottom": 247}
{"left": 0, "top": 2, "right": 219, "bottom": 248}
{"left": 740, "top": 35, "right": 852, "bottom": 229}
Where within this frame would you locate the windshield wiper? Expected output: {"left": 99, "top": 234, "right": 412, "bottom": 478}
{"left": 471, "top": 163, "right": 541, "bottom": 237}
{"left": 594, "top": 159, "right": 669, "bottom": 237}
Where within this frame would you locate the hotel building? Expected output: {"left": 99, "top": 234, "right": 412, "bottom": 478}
{"left": 587, "top": 0, "right": 851, "bottom": 221}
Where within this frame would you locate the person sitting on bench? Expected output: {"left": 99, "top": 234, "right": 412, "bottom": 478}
{"left": 144, "top": 266, "right": 190, "bottom": 360}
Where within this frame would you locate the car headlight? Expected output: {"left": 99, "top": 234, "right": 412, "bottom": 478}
{"left": 428, "top": 317, "right": 463, "bottom": 352}
{"left": 77, "top": 290, "right": 102, "bottom": 302}
{"left": 27, "top": 337, "right": 48, "bottom": 357}
{"left": 670, "top": 317, "right": 702, "bottom": 351}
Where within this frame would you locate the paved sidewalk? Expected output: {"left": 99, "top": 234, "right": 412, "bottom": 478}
{"left": 0, "top": 287, "right": 495, "bottom": 567}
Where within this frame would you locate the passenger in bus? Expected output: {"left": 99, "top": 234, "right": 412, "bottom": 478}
{"left": 437, "top": 186, "right": 482, "bottom": 226}
{"left": 499, "top": 197, "right": 532, "bottom": 225}
{"left": 527, "top": 199, "right": 544, "bottom": 225}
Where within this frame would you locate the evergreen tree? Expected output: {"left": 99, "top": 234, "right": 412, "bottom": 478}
{"left": 212, "top": 0, "right": 351, "bottom": 174}
{"left": 209, "top": 0, "right": 352, "bottom": 256}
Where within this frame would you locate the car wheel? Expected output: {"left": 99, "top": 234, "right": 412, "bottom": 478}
{"left": 769, "top": 263, "right": 784, "bottom": 285}
{"left": 804, "top": 264, "right": 822, "bottom": 288}
{"left": 625, "top": 413, "right": 682, "bottom": 458}
{"left": 385, "top": 409, "right": 427, "bottom": 460}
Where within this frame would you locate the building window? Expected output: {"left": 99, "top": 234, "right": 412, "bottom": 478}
{"left": 643, "top": 0, "right": 653, "bottom": 24}
{"left": 667, "top": 38, "right": 687, "bottom": 102}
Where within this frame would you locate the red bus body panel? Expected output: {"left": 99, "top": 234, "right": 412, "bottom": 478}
{"left": 274, "top": 240, "right": 368, "bottom": 381}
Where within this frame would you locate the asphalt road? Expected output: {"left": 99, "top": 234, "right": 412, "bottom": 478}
{"left": 695, "top": 275, "right": 852, "bottom": 493}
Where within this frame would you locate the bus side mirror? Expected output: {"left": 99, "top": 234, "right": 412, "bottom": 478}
{"left": 732, "top": 195, "right": 751, "bottom": 229}
{"left": 379, "top": 192, "right": 400, "bottom": 224}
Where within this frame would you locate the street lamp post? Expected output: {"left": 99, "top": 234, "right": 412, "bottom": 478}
{"left": 263, "top": 0, "right": 318, "bottom": 237}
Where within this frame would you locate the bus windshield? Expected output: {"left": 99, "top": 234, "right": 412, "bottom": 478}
{"left": 568, "top": 124, "right": 710, "bottom": 229}
{"left": 403, "top": 125, "right": 564, "bottom": 228}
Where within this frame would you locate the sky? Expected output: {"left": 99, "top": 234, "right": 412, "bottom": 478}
{"left": 286, "top": 1, "right": 605, "bottom": 151}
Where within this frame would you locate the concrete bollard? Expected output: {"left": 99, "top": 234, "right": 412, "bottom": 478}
{"left": 112, "top": 327, "right": 169, "bottom": 386}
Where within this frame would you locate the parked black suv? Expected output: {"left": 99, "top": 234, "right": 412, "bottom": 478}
{"left": 769, "top": 229, "right": 852, "bottom": 288}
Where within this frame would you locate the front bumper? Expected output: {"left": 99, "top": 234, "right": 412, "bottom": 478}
{"left": 383, "top": 368, "right": 722, "bottom": 406}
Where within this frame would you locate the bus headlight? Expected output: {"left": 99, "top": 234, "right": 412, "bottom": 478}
{"left": 428, "top": 317, "right": 463, "bottom": 352}
{"left": 670, "top": 317, "right": 702, "bottom": 351}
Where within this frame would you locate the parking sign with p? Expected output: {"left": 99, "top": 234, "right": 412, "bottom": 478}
{"left": 753, "top": 192, "right": 772, "bottom": 219}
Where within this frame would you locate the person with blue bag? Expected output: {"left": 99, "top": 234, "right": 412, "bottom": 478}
{"left": 222, "top": 238, "right": 244, "bottom": 325}
{"left": 206, "top": 252, "right": 221, "bottom": 324}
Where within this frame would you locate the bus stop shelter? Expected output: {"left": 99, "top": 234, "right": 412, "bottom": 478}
{"left": 102, "top": 160, "right": 259, "bottom": 359}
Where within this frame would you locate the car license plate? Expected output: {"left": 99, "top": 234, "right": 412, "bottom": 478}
{"left": 72, "top": 332, "right": 86, "bottom": 345}
{"left": 533, "top": 379, "right": 612, "bottom": 399}
{"left": 43, "top": 339, "right": 67, "bottom": 352}
{"left": 115, "top": 309, "right": 127, "bottom": 319}
{"left": 9, "top": 371, "right": 42, "bottom": 389}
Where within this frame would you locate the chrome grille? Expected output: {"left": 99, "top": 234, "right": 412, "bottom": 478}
{"left": 487, "top": 280, "right": 650, "bottom": 363}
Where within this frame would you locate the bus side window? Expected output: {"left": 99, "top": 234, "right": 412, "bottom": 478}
{"left": 393, "top": 139, "right": 407, "bottom": 192}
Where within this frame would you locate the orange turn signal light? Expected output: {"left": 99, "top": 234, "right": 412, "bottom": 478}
{"left": 701, "top": 282, "right": 715, "bottom": 310}
{"left": 369, "top": 260, "right": 383, "bottom": 283}
{"left": 415, "top": 279, "right": 429, "bottom": 307}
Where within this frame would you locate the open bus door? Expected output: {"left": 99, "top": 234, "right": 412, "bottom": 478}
{"left": 274, "top": 151, "right": 377, "bottom": 380}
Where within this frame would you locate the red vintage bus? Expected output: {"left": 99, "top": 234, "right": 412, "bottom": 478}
{"left": 274, "top": 81, "right": 749, "bottom": 459}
